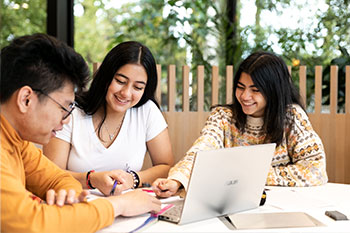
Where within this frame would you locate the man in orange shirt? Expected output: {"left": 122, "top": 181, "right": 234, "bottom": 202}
{"left": 0, "top": 33, "right": 161, "bottom": 232}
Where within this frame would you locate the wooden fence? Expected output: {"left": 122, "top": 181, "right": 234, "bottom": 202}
{"left": 94, "top": 64, "right": 350, "bottom": 184}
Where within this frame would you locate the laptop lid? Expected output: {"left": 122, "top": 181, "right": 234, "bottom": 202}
{"left": 177, "top": 143, "right": 276, "bottom": 225}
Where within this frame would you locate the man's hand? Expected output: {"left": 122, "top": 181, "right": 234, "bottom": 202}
{"left": 107, "top": 190, "right": 161, "bottom": 217}
{"left": 46, "top": 189, "right": 90, "bottom": 207}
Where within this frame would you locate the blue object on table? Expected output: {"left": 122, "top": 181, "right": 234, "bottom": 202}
{"left": 128, "top": 214, "right": 158, "bottom": 233}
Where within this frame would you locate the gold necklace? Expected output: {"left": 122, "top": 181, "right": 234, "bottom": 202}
{"left": 104, "top": 114, "right": 125, "bottom": 141}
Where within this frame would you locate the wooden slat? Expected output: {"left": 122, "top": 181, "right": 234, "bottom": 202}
{"left": 226, "top": 65, "right": 233, "bottom": 104}
{"left": 197, "top": 66, "right": 204, "bottom": 112}
{"left": 314, "top": 66, "right": 323, "bottom": 114}
{"left": 162, "top": 112, "right": 210, "bottom": 164}
{"left": 309, "top": 67, "right": 323, "bottom": 172}
{"left": 346, "top": 66, "right": 350, "bottom": 182}
{"left": 330, "top": 66, "right": 338, "bottom": 114}
{"left": 92, "top": 62, "right": 101, "bottom": 75}
{"left": 335, "top": 114, "right": 346, "bottom": 182}
{"left": 345, "top": 115, "right": 350, "bottom": 183}
{"left": 299, "top": 66, "right": 307, "bottom": 107}
{"left": 182, "top": 65, "right": 190, "bottom": 112}
{"left": 346, "top": 66, "right": 350, "bottom": 114}
{"left": 167, "top": 65, "right": 176, "bottom": 112}
{"left": 156, "top": 64, "right": 162, "bottom": 105}
{"left": 211, "top": 66, "right": 219, "bottom": 106}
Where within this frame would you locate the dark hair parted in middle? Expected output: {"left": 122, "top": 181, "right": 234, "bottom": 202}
{"left": 229, "top": 51, "right": 304, "bottom": 145}
{"left": 76, "top": 41, "right": 159, "bottom": 115}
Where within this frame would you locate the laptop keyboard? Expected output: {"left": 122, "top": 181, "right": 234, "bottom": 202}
{"left": 167, "top": 203, "right": 183, "bottom": 216}
{"left": 161, "top": 201, "right": 184, "bottom": 220}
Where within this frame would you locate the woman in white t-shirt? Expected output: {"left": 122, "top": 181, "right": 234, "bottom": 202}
{"left": 43, "top": 41, "right": 174, "bottom": 196}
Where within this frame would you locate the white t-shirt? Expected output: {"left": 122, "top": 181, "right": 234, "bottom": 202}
{"left": 55, "top": 100, "right": 167, "bottom": 172}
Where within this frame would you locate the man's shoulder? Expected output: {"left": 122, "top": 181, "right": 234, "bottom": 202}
{"left": 71, "top": 107, "right": 91, "bottom": 121}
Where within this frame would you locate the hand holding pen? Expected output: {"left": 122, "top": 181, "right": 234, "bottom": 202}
{"left": 110, "top": 180, "right": 119, "bottom": 196}
{"left": 87, "top": 170, "right": 131, "bottom": 196}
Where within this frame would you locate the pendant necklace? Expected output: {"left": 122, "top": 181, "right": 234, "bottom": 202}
{"left": 104, "top": 114, "right": 125, "bottom": 141}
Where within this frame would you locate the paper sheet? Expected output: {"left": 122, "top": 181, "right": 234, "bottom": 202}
{"left": 265, "top": 188, "right": 332, "bottom": 210}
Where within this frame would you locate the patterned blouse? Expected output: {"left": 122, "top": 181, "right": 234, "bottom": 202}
{"left": 168, "top": 104, "right": 328, "bottom": 189}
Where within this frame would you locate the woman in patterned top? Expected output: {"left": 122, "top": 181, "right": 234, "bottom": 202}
{"left": 153, "top": 51, "right": 328, "bottom": 197}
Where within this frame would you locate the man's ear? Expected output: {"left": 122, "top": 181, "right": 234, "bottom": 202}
{"left": 17, "top": 86, "right": 35, "bottom": 113}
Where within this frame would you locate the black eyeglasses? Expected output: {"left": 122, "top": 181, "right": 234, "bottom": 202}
{"left": 32, "top": 89, "right": 75, "bottom": 120}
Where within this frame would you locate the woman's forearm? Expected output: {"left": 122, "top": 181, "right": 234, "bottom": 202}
{"left": 137, "top": 164, "right": 171, "bottom": 187}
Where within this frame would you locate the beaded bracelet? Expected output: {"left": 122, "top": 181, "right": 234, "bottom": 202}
{"left": 86, "top": 170, "right": 96, "bottom": 189}
{"left": 127, "top": 170, "right": 140, "bottom": 189}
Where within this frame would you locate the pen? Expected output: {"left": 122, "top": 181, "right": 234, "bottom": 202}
{"left": 110, "top": 180, "right": 118, "bottom": 196}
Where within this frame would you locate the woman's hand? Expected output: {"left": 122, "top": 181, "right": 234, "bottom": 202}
{"left": 89, "top": 170, "right": 134, "bottom": 196}
{"left": 46, "top": 189, "right": 89, "bottom": 206}
{"left": 152, "top": 178, "right": 181, "bottom": 198}
{"left": 107, "top": 189, "right": 161, "bottom": 217}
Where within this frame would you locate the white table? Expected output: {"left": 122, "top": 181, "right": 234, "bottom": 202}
{"left": 99, "top": 183, "right": 350, "bottom": 232}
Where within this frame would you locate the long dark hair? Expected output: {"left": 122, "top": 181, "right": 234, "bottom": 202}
{"left": 76, "top": 41, "right": 159, "bottom": 139}
{"left": 229, "top": 51, "right": 304, "bottom": 145}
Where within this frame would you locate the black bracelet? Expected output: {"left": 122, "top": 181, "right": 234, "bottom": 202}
{"left": 127, "top": 170, "right": 140, "bottom": 189}
{"left": 86, "top": 170, "right": 96, "bottom": 189}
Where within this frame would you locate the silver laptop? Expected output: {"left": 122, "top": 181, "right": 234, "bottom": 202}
{"left": 159, "top": 143, "right": 276, "bottom": 225}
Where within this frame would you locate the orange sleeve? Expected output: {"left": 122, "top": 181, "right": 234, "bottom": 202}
{"left": 22, "top": 142, "right": 83, "bottom": 199}
{"left": 1, "top": 141, "right": 114, "bottom": 232}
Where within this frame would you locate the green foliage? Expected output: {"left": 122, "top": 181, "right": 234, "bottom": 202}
{"left": 72, "top": 0, "right": 350, "bottom": 111}
{"left": 2, "top": 0, "right": 349, "bottom": 112}
{"left": 274, "top": 0, "right": 350, "bottom": 111}
{"left": 175, "top": 0, "right": 224, "bottom": 110}
{"left": 74, "top": 0, "right": 115, "bottom": 70}
{"left": 104, "top": 0, "right": 187, "bottom": 110}
{"left": 0, "top": 0, "right": 46, "bottom": 48}
{"left": 107, "top": 0, "right": 187, "bottom": 66}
